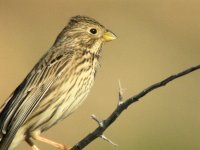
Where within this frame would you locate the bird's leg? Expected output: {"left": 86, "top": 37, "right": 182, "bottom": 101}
{"left": 33, "top": 135, "right": 71, "bottom": 150}
{"left": 25, "top": 138, "right": 40, "bottom": 150}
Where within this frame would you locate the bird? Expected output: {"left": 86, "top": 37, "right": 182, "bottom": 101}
{"left": 0, "top": 15, "right": 116, "bottom": 150}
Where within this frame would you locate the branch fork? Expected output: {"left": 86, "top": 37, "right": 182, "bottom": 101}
{"left": 91, "top": 114, "right": 104, "bottom": 128}
{"left": 91, "top": 114, "right": 117, "bottom": 146}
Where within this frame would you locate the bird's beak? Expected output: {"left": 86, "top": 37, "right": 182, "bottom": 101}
{"left": 103, "top": 30, "right": 117, "bottom": 42}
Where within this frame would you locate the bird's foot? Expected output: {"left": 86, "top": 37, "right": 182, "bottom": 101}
{"left": 26, "top": 138, "right": 40, "bottom": 150}
{"left": 58, "top": 144, "right": 71, "bottom": 150}
{"left": 33, "top": 135, "right": 71, "bottom": 150}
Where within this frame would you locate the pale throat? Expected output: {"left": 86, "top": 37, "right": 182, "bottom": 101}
{"left": 87, "top": 39, "right": 103, "bottom": 56}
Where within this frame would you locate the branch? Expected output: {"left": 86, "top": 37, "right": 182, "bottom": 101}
{"left": 71, "top": 64, "right": 200, "bottom": 150}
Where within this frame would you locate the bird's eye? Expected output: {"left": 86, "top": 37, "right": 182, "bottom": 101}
{"left": 90, "top": 28, "right": 97, "bottom": 34}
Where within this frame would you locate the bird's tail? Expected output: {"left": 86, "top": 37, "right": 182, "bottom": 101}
{"left": 0, "top": 126, "right": 20, "bottom": 150}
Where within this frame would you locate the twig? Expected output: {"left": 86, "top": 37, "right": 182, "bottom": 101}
{"left": 100, "top": 135, "right": 118, "bottom": 147}
{"left": 71, "top": 64, "right": 200, "bottom": 150}
{"left": 91, "top": 114, "right": 104, "bottom": 127}
{"left": 118, "top": 80, "right": 124, "bottom": 106}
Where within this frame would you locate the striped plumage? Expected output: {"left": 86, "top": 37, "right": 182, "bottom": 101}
{"left": 0, "top": 16, "right": 116, "bottom": 150}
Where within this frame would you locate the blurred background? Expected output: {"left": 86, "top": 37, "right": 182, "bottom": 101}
{"left": 0, "top": 0, "right": 200, "bottom": 150}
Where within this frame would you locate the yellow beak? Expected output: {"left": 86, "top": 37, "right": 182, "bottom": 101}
{"left": 103, "top": 31, "right": 117, "bottom": 42}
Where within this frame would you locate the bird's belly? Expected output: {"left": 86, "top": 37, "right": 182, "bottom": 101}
{"left": 22, "top": 67, "right": 95, "bottom": 135}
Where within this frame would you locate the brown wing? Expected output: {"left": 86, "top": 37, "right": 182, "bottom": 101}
{"left": 0, "top": 49, "right": 73, "bottom": 150}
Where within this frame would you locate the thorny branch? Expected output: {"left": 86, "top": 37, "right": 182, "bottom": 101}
{"left": 71, "top": 64, "right": 200, "bottom": 150}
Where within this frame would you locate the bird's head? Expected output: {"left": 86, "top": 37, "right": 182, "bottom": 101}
{"left": 54, "top": 15, "right": 117, "bottom": 56}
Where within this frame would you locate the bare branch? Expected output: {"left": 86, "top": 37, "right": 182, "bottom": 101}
{"left": 71, "top": 64, "right": 200, "bottom": 150}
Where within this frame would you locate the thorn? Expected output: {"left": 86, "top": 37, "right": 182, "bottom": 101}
{"left": 100, "top": 135, "right": 118, "bottom": 147}
{"left": 118, "top": 80, "right": 125, "bottom": 106}
{"left": 91, "top": 114, "right": 104, "bottom": 127}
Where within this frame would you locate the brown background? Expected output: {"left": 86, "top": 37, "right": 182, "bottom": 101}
{"left": 0, "top": 0, "right": 200, "bottom": 150}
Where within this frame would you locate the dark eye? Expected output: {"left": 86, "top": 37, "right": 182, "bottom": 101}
{"left": 90, "top": 28, "right": 97, "bottom": 34}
